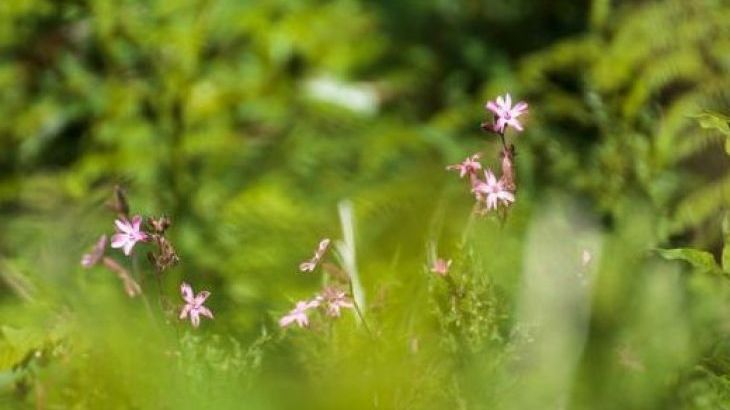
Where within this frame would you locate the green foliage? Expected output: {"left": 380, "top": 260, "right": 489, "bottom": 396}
{"left": 511, "top": 0, "right": 730, "bottom": 240}
{"left": 0, "top": 0, "right": 729, "bottom": 408}
{"left": 656, "top": 248, "right": 724, "bottom": 275}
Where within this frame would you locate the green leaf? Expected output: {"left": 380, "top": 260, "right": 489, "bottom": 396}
{"left": 656, "top": 248, "right": 722, "bottom": 274}
{"left": 693, "top": 112, "right": 730, "bottom": 137}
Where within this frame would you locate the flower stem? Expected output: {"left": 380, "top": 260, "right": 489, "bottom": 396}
{"left": 352, "top": 299, "right": 374, "bottom": 338}
{"left": 349, "top": 281, "right": 374, "bottom": 338}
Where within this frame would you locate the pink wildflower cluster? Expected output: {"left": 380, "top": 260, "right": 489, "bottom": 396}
{"left": 447, "top": 93, "right": 528, "bottom": 214}
{"left": 279, "top": 238, "right": 356, "bottom": 329}
{"left": 431, "top": 258, "right": 452, "bottom": 276}
{"left": 80, "top": 186, "right": 212, "bottom": 328}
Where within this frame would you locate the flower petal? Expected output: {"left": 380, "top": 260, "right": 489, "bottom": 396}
{"left": 485, "top": 169, "right": 497, "bottom": 185}
{"left": 295, "top": 313, "right": 309, "bottom": 327}
{"left": 131, "top": 215, "right": 143, "bottom": 232}
{"left": 198, "top": 306, "right": 214, "bottom": 319}
{"left": 194, "top": 290, "right": 211, "bottom": 305}
{"left": 110, "top": 233, "right": 127, "bottom": 248}
{"left": 508, "top": 119, "right": 523, "bottom": 132}
{"left": 279, "top": 315, "right": 295, "bottom": 328}
{"left": 179, "top": 304, "right": 191, "bottom": 319}
{"left": 180, "top": 282, "right": 194, "bottom": 303}
{"left": 299, "top": 261, "right": 315, "bottom": 272}
{"left": 190, "top": 310, "right": 200, "bottom": 327}
{"left": 485, "top": 101, "right": 500, "bottom": 115}
{"left": 115, "top": 219, "right": 132, "bottom": 233}
{"left": 123, "top": 240, "right": 135, "bottom": 256}
{"left": 499, "top": 191, "right": 515, "bottom": 203}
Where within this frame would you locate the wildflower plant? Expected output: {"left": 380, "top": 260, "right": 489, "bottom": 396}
{"left": 278, "top": 237, "right": 364, "bottom": 331}
{"left": 448, "top": 93, "right": 528, "bottom": 217}
{"left": 79, "top": 187, "right": 211, "bottom": 328}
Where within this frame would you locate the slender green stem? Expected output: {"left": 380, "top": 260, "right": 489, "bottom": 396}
{"left": 351, "top": 298, "right": 374, "bottom": 339}
{"left": 348, "top": 278, "right": 374, "bottom": 338}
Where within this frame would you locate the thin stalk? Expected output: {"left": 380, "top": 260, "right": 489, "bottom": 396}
{"left": 351, "top": 295, "right": 374, "bottom": 339}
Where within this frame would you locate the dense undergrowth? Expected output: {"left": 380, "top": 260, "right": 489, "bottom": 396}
{"left": 1, "top": 0, "right": 729, "bottom": 408}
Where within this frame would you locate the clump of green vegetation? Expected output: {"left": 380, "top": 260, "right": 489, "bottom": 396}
{"left": 1, "top": 0, "right": 729, "bottom": 409}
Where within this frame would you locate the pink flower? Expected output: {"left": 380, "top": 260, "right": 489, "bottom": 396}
{"left": 299, "top": 238, "right": 331, "bottom": 272}
{"left": 81, "top": 235, "right": 108, "bottom": 268}
{"left": 111, "top": 215, "right": 148, "bottom": 256}
{"left": 319, "top": 287, "right": 354, "bottom": 317}
{"left": 279, "top": 300, "right": 319, "bottom": 328}
{"left": 472, "top": 169, "right": 515, "bottom": 211}
{"left": 485, "top": 93, "right": 528, "bottom": 134}
{"left": 446, "top": 153, "right": 482, "bottom": 178}
{"left": 179, "top": 282, "right": 214, "bottom": 328}
{"left": 431, "top": 258, "right": 452, "bottom": 276}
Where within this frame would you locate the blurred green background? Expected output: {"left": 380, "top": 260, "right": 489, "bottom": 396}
{"left": 1, "top": 0, "right": 729, "bottom": 408}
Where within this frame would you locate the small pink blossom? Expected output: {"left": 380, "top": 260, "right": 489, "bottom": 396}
{"left": 110, "top": 215, "right": 148, "bottom": 256}
{"left": 279, "top": 300, "right": 319, "bottom": 328}
{"left": 485, "top": 93, "right": 528, "bottom": 134}
{"left": 81, "top": 235, "right": 108, "bottom": 268}
{"left": 179, "top": 282, "right": 214, "bottom": 328}
{"left": 319, "top": 287, "right": 354, "bottom": 317}
{"left": 446, "top": 153, "right": 482, "bottom": 178}
{"left": 431, "top": 258, "right": 452, "bottom": 276}
{"left": 472, "top": 169, "right": 515, "bottom": 211}
{"left": 299, "top": 238, "right": 331, "bottom": 272}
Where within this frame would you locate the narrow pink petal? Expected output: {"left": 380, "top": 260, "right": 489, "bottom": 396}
{"left": 279, "top": 315, "right": 295, "bottom": 328}
{"left": 295, "top": 314, "right": 309, "bottom": 327}
{"left": 299, "top": 261, "right": 315, "bottom": 272}
{"left": 198, "top": 306, "right": 214, "bottom": 319}
{"left": 496, "top": 95, "right": 504, "bottom": 108}
{"left": 485, "top": 170, "right": 497, "bottom": 185}
{"left": 487, "top": 196, "right": 498, "bottom": 210}
{"left": 317, "top": 238, "right": 330, "bottom": 254}
{"left": 179, "top": 304, "right": 191, "bottom": 319}
{"left": 110, "top": 234, "right": 126, "bottom": 248}
{"left": 123, "top": 240, "right": 134, "bottom": 256}
{"left": 115, "top": 219, "right": 132, "bottom": 233}
{"left": 485, "top": 101, "right": 500, "bottom": 114}
{"left": 495, "top": 118, "right": 507, "bottom": 133}
{"left": 180, "top": 282, "right": 194, "bottom": 303}
{"left": 513, "top": 102, "right": 528, "bottom": 113}
{"left": 194, "top": 290, "right": 211, "bottom": 305}
{"left": 499, "top": 191, "right": 515, "bottom": 203}
{"left": 509, "top": 119, "right": 524, "bottom": 131}
{"left": 190, "top": 310, "right": 201, "bottom": 327}
{"left": 131, "top": 215, "right": 143, "bottom": 232}
{"left": 505, "top": 93, "right": 512, "bottom": 109}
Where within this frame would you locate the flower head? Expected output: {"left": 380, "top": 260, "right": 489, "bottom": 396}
{"left": 111, "top": 215, "right": 148, "bottom": 256}
{"left": 279, "top": 299, "right": 319, "bottom": 328}
{"left": 446, "top": 153, "right": 482, "bottom": 178}
{"left": 485, "top": 93, "right": 528, "bottom": 134}
{"left": 472, "top": 169, "right": 515, "bottom": 211}
{"left": 81, "top": 235, "right": 108, "bottom": 268}
{"left": 179, "top": 282, "right": 214, "bottom": 328}
{"left": 299, "top": 238, "right": 331, "bottom": 273}
{"left": 319, "top": 287, "right": 354, "bottom": 317}
{"left": 430, "top": 258, "right": 452, "bottom": 276}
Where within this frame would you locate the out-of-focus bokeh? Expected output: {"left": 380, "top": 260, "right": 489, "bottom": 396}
{"left": 1, "top": 0, "right": 729, "bottom": 408}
